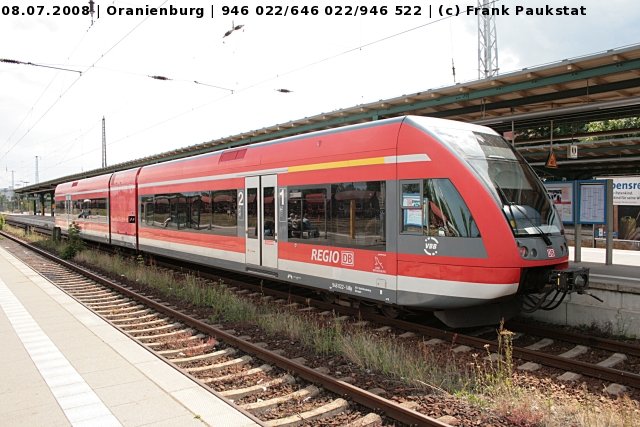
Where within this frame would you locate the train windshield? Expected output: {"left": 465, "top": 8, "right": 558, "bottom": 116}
{"left": 431, "top": 126, "right": 562, "bottom": 238}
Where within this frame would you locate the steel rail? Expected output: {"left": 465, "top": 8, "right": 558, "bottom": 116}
{"left": 5, "top": 216, "right": 638, "bottom": 388}
{"left": 180, "top": 266, "right": 640, "bottom": 389}
{"left": 0, "top": 231, "right": 448, "bottom": 427}
{"left": 506, "top": 321, "right": 640, "bottom": 358}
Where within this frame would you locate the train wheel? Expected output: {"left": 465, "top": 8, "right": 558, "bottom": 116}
{"left": 320, "top": 292, "right": 336, "bottom": 304}
{"left": 380, "top": 304, "right": 401, "bottom": 319}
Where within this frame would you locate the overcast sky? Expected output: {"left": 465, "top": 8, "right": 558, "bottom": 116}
{"left": 1, "top": 0, "right": 639, "bottom": 189}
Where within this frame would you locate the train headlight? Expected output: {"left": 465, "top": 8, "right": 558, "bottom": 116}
{"left": 518, "top": 245, "right": 528, "bottom": 258}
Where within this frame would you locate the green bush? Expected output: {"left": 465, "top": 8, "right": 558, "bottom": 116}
{"left": 61, "top": 222, "right": 85, "bottom": 260}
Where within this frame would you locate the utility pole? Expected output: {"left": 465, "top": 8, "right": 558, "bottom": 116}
{"left": 10, "top": 169, "right": 15, "bottom": 190}
{"left": 102, "top": 116, "right": 107, "bottom": 168}
{"left": 477, "top": 0, "right": 499, "bottom": 79}
{"left": 35, "top": 155, "right": 39, "bottom": 184}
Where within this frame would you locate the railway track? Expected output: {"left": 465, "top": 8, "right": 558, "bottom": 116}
{"left": 1, "top": 230, "right": 450, "bottom": 426}
{"left": 145, "top": 255, "right": 640, "bottom": 392}
{"left": 4, "top": 219, "right": 639, "bottom": 393}
{"left": 5, "top": 217, "right": 640, "bottom": 394}
{"left": 265, "top": 289, "right": 640, "bottom": 391}
{"left": 2, "top": 220, "right": 638, "bottom": 420}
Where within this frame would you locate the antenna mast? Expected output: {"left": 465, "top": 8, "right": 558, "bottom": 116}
{"left": 102, "top": 116, "right": 107, "bottom": 168}
{"left": 477, "top": 0, "right": 499, "bottom": 78}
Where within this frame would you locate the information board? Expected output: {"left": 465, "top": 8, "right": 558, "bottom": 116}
{"left": 544, "top": 181, "right": 574, "bottom": 224}
{"left": 577, "top": 181, "right": 607, "bottom": 225}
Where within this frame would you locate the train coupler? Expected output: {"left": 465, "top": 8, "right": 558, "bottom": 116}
{"left": 548, "top": 267, "right": 590, "bottom": 294}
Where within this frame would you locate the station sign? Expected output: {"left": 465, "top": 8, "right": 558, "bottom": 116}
{"left": 612, "top": 176, "right": 640, "bottom": 206}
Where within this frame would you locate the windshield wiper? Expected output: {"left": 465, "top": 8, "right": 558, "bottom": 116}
{"left": 493, "top": 182, "right": 553, "bottom": 246}
{"left": 512, "top": 203, "right": 553, "bottom": 246}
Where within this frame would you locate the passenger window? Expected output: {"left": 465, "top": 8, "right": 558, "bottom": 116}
{"left": 212, "top": 190, "right": 238, "bottom": 236}
{"left": 141, "top": 196, "right": 154, "bottom": 225}
{"left": 154, "top": 196, "right": 172, "bottom": 228}
{"left": 287, "top": 181, "right": 385, "bottom": 250}
{"left": 287, "top": 187, "right": 327, "bottom": 241}
{"left": 330, "top": 181, "right": 385, "bottom": 249}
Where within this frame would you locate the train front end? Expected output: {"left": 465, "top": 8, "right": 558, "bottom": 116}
{"left": 459, "top": 131, "right": 590, "bottom": 312}
{"left": 398, "top": 116, "right": 589, "bottom": 327}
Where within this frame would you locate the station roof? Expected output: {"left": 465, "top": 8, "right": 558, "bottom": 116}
{"left": 16, "top": 44, "right": 640, "bottom": 196}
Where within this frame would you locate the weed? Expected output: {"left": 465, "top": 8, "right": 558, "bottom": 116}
{"left": 63, "top": 249, "right": 640, "bottom": 426}
{"left": 61, "top": 222, "right": 84, "bottom": 259}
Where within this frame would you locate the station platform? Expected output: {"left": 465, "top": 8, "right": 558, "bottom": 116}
{"left": 569, "top": 247, "right": 640, "bottom": 288}
{"left": 0, "top": 245, "right": 260, "bottom": 426}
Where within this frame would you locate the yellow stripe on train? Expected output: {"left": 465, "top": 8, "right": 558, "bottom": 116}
{"left": 287, "top": 156, "right": 386, "bottom": 173}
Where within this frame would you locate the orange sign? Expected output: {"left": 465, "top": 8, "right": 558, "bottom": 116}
{"left": 545, "top": 150, "right": 558, "bottom": 168}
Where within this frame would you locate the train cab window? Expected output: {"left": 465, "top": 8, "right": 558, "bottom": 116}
{"left": 400, "top": 179, "right": 479, "bottom": 238}
{"left": 401, "top": 182, "right": 423, "bottom": 233}
{"left": 424, "top": 179, "right": 479, "bottom": 237}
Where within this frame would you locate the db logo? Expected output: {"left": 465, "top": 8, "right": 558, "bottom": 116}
{"left": 546, "top": 248, "right": 556, "bottom": 258}
{"left": 341, "top": 251, "right": 355, "bottom": 266}
{"left": 311, "top": 249, "right": 355, "bottom": 267}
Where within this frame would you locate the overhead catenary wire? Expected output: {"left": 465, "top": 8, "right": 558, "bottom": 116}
{"left": 0, "top": 58, "right": 81, "bottom": 74}
{"left": 14, "top": 0, "right": 505, "bottom": 178}
{"left": 0, "top": 27, "right": 91, "bottom": 157}
{"left": 48, "top": 9, "right": 474, "bottom": 171}
{"left": 148, "top": 74, "right": 234, "bottom": 93}
{"left": 0, "top": 0, "right": 170, "bottom": 165}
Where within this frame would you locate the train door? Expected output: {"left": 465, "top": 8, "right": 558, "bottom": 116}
{"left": 245, "top": 175, "right": 278, "bottom": 269}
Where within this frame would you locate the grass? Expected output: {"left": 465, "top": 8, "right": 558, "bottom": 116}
{"left": 75, "top": 249, "right": 473, "bottom": 392}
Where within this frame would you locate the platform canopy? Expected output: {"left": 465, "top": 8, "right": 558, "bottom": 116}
{"left": 16, "top": 44, "right": 640, "bottom": 197}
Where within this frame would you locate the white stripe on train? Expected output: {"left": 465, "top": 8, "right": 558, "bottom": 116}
{"left": 134, "top": 237, "right": 517, "bottom": 301}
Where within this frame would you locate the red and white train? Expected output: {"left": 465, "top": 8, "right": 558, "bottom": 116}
{"left": 55, "top": 116, "right": 589, "bottom": 327}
